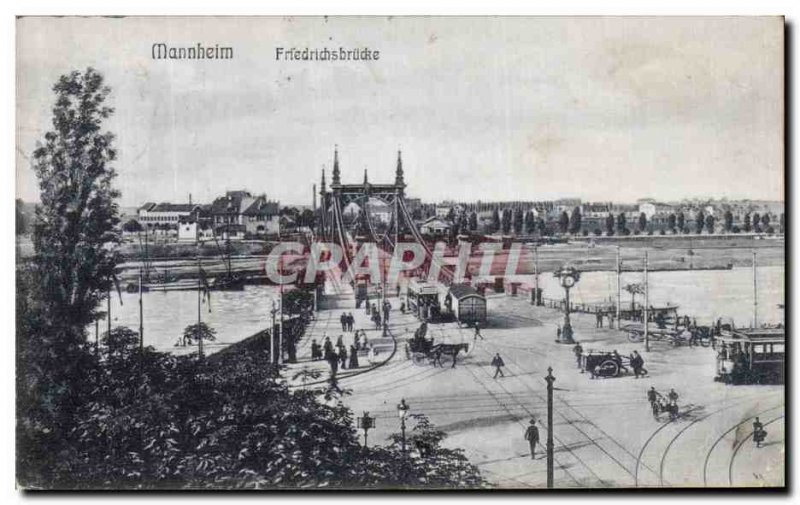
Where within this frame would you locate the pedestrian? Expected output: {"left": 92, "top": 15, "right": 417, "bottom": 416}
{"left": 340, "top": 313, "right": 347, "bottom": 332}
{"left": 354, "top": 331, "right": 361, "bottom": 350}
{"left": 667, "top": 388, "right": 679, "bottom": 407}
{"left": 524, "top": 419, "right": 540, "bottom": 459}
{"left": 383, "top": 301, "right": 391, "bottom": 322}
{"left": 349, "top": 344, "right": 359, "bottom": 369}
{"left": 596, "top": 311, "right": 603, "bottom": 328}
{"left": 400, "top": 301, "right": 406, "bottom": 314}
{"left": 327, "top": 349, "right": 339, "bottom": 377}
{"left": 609, "top": 312, "right": 615, "bottom": 329}
{"left": 336, "top": 334, "right": 344, "bottom": 349}
{"left": 753, "top": 417, "right": 766, "bottom": 448}
{"left": 323, "top": 336, "right": 333, "bottom": 359}
{"left": 360, "top": 330, "right": 369, "bottom": 350}
{"left": 396, "top": 284, "right": 401, "bottom": 297}
{"left": 339, "top": 345, "right": 348, "bottom": 370}
{"left": 556, "top": 325, "right": 562, "bottom": 340}
{"left": 631, "top": 350, "right": 647, "bottom": 378}
{"left": 491, "top": 353, "right": 505, "bottom": 378}
{"left": 311, "top": 339, "right": 321, "bottom": 361}
{"left": 647, "top": 386, "right": 658, "bottom": 408}
{"left": 573, "top": 341, "right": 583, "bottom": 369}
{"left": 474, "top": 322, "right": 484, "bottom": 340}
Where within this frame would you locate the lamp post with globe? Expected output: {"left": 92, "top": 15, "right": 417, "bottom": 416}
{"left": 397, "top": 398, "right": 410, "bottom": 454}
{"left": 554, "top": 266, "right": 580, "bottom": 344}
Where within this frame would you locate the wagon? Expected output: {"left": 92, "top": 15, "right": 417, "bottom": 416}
{"left": 581, "top": 351, "right": 631, "bottom": 378}
{"left": 621, "top": 323, "right": 712, "bottom": 347}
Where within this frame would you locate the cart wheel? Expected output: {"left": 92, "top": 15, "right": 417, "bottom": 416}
{"left": 412, "top": 352, "right": 427, "bottom": 366}
{"left": 627, "top": 332, "right": 644, "bottom": 343}
{"left": 597, "top": 359, "right": 620, "bottom": 377}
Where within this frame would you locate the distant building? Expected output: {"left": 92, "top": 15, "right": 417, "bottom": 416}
{"left": 419, "top": 216, "right": 452, "bottom": 236}
{"left": 210, "top": 190, "right": 280, "bottom": 239}
{"left": 138, "top": 202, "right": 201, "bottom": 228}
{"left": 638, "top": 201, "right": 673, "bottom": 219}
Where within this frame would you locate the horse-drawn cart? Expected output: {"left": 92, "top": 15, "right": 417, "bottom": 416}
{"left": 581, "top": 350, "right": 632, "bottom": 378}
{"left": 621, "top": 323, "right": 713, "bottom": 347}
{"left": 406, "top": 323, "right": 471, "bottom": 368}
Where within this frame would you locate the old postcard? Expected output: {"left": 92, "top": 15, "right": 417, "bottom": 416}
{"left": 15, "top": 16, "right": 785, "bottom": 490}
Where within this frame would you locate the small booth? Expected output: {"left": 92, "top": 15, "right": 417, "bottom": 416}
{"left": 407, "top": 279, "right": 441, "bottom": 321}
{"left": 447, "top": 283, "right": 487, "bottom": 327}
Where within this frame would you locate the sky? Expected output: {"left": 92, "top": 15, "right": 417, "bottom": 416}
{"left": 16, "top": 16, "right": 784, "bottom": 207}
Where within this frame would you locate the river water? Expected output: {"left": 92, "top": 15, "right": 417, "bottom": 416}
{"left": 102, "top": 265, "right": 783, "bottom": 353}
{"left": 532, "top": 265, "right": 784, "bottom": 327}
{"left": 101, "top": 285, "right": 281, "bottom": 352}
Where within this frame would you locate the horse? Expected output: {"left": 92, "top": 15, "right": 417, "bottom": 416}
{"left": 431, "top": 343, "right": 470, "bottom": 368}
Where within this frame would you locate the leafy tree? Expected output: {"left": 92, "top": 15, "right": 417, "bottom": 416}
{"left": 593, "top": 228, "right": 602, "bottom": 236}
{"left": 677, "top": 212, "right": 685, "bottom": 233}
{"left": 16, "top": 199, "right": 29, "bottom": 235}
{"left": 523, "top": 211, "right": 532, "bottom": 234}
{"left": 468, "top": 211, "right": 478, "bottom": 231}
{"left": 568, "top": 207, "right": 582, "bottom": 234}
{"left": 624, "top": 282, "right": 644, "bottom": 311}
{"left": 122, "top": 219, "right": 143, "bottom": 233}
{"left": 31, "top": 67, "right": 121, "bottom": 332}
{"left": 705, "top": 214, "right": 715, "bottom": 234}
{"left": 537, "top": 218, "right": 547, "bottom": 236}
{"left": 780, "top": 213, "right": 785, "bottom": 234}
{"left": 638, "top": 212, "right": 647, "bottom": 233}
{"left": 616, "top": 213, "right": 627, "bottom": 234}
{"left": 491, "top": 208, "right": 500, "bottom": 233}
{"left": 513, "top": 207, "right": 524, "bottom": 234}
{"left": 501, "top": 209, "right": 512, "bottom": 234}
{"left": 752, "top": 212, "right": 761, "bottom": 232}
{"left": 558, "top": 211, "right": 569, "bottom": 234}
{"left": 695, "top": 211, "right": 705, "bottom": 234}
{"left": 743, "top": 213, "right": 752, "bottom": 232}
{"left": 667, "top": 213, "right": 677, "bottom": 233}
{"left": 761, "top": 214, "right": 771, "bottom": 230}
{"left": 282, "top": 289, "right": 315, "bottom": 315}
{"left": 723, "top": 210, "right": 734, "bottom": 232}
{"left": 605, "top": 214, "right": 615, "bottom": 236}
{"left": 182, "top": 322, "right": 217, "bottom": 347}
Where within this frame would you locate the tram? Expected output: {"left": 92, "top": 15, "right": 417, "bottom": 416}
{"left": 715, "top": 328, "right": 785, "bottom": 385}
{"left": 406, "top": 279, "right": 441, "bottom": 321}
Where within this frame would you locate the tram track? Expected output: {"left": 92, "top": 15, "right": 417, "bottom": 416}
{"left": 727, "top": 415, "right": 784, "bottom": 486}
{"left": 701, "top": 403, "right": 784, "bottom": 487}
{"left": 656, "top": 394, "right": 781, "bottom": 487}
{"left": 461, "top": 326, "right": 649, "bottom": 487}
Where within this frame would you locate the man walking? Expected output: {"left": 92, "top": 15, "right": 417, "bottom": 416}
{"left": 753, "top": 417, "right": 766, "bottom": 448}
{"left": 340, "top": 313, "right": 347, "bottom": 332}
{"left": 524, "top": 418, "right": 540, "bottom": 459}
{"left": 474, "top": 322, "right": 484, "bottom": 341}
{"left": 491, "top": 353, "right": 505, "bottom": 379}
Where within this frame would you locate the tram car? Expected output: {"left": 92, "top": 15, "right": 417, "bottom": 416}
{"left": 715, "top": 328, "right": 784, "bottom": 385}
{"left": 406, "top": 279, "right": 442, "bottom": 321}
{"left": 445, "top": 284, "right": 488, "bottom": 327}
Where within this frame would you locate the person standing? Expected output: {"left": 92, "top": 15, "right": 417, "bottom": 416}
{"left": 340, "top": 313, "right": 347, "bottom": 332}
{"left": 753, "top": 417, "right": 766, "bottom": 448}
{"left": 556, "top": 325, "right": 562, "bottom": 341}
{"left": 609, "top": 311, "right": 615, "bottom": 329}
{"left": 573, "top": 341, "right": 583, "bottom": 369}
{"left": 349, "top": 344, "right": 359, "bottom": 369}
{"left": 339, "top": 345, "right": 348, "bottom": 370}
{"left": 596, "top": 311, "right": 603, "bottom": 328}
{"left": 323, "top": 336, "right": 333, "bottom": 360}
{"left": 524, "top": 419, "right": 540, "bottom": 459}
{"left": 667, "top": 388, "right": 679, "bottom": 407}
{"left": 491, "top": 353, "right": 505, "bottom": 378}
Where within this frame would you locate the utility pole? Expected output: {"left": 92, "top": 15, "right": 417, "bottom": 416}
{"left": 544, "top": 367, "right": 555, "bottom": 488}
{"left": 533, "top": 245, "right": 539, "bottom": 306}
{"left": 752, "top": 250, "right": 758, "bottom": 328}
{"left": 270, "top": 300, "right": 277, "bottom": 365}
{"left": 644, "top": 250, "right": 649, "bottom": 353}
{"left": 95, "top": 318, "right": 99, "bottom": 356}
{"left": 138, "top": 267, "right": 144, "bottom": 353}
{"left": 616, "top": 245, "right": 621, "bottom": 322}
{"left": 278, "top": 219, "right": 283, "bottom": 365}
{"left": 107, "top": 284, "right": 112, "bottom": 337}
{"left": 197, "top": 255, "right": 203, "bottom": 358}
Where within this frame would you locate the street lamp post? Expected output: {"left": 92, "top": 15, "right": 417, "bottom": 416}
{"left": 397, "top": 398, "right": 410, "bottom": 454}
{"left": 544, "top": 367, "right": 555, "bottom": 489}
{"left": 554, "top": 266, "right": 580, "bottom": 344}
{"left": 357, "top": 411, "right": 376, "bottom": 447}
